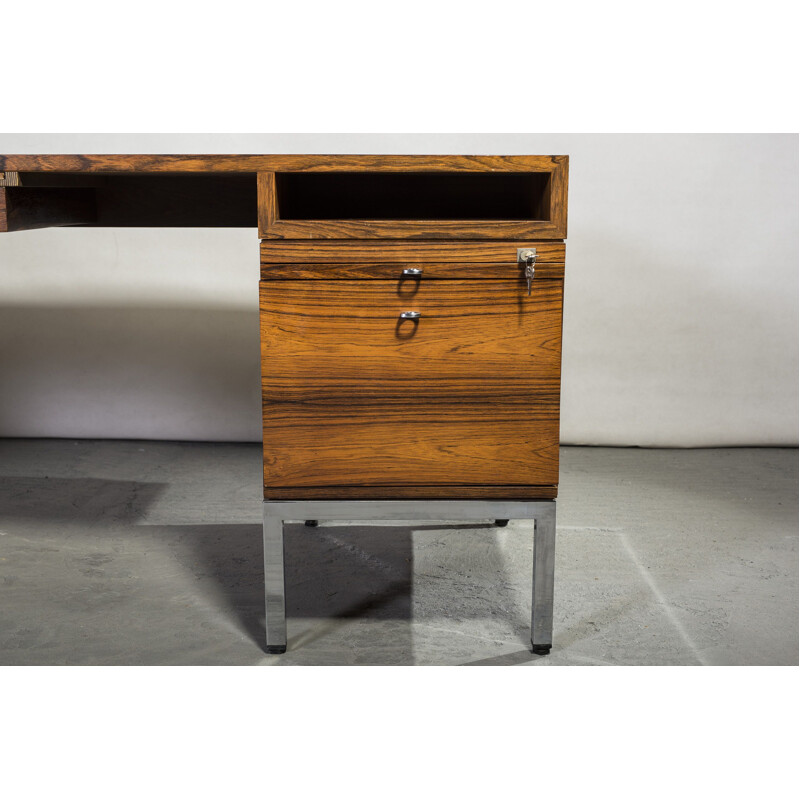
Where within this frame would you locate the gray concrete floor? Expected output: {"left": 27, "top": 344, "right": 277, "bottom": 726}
{"left": 0, "top": 440, "right": 796, "bottom": 665}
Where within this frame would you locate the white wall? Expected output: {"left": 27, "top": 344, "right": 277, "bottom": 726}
{"left": 0, "top": 133, "right": 796, "bottom": 446}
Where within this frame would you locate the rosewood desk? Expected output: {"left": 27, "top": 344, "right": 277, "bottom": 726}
{"left": 0, "top": 154, "right": 568, "bottom": 655}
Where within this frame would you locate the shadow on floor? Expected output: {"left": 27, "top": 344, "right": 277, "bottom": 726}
{"left": 0, "top": 473, "right": 533, "bottom": 661}
{"left": 0, "top": 475, "right": 167, "bottom": 524}
{"left": 154, "top": 519, "right": 528, "bottom": 658}
{"left": 461, "top": 649, "right": 545, "bottom": 666}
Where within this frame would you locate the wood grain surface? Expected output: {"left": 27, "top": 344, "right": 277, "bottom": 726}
{"left": 262, "top": 415, "right": 559, "bottom": 489}
{"left": 0, "top": 155, "right": 567, "bottom": 237}
{"left": 260, "top": 240, "right": 565, "bottom": 263}
{"left": 257, "top": 159, "right": 568, "bottom": 239}
{"left": 264, "top": 484, "right": 559, "bottom": 500}
{"left": 260, "top": 280, "right": 563, "bottom": 400}
{"left": 261, "top": 279, "right": 563, "bottom": 491}
{"left": 257, "top": 171, "right": 277, "bottom": 234}
{"left": 260, "top": 261, "right": 565, "bottom": 281}
{"left": 0, "top": 154, "right": 567, "bottom": 173}
{"left": 260, "top": 217, "right": 567, "bottom": 240}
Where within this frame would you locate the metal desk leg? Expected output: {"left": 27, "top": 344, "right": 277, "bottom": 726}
{"left": 531, "top": 501, "right": 556, "bottom": 655}
{"left": 262, "top": 508, "right": 287, "bottom": 654}
{"left": 262, "top": 499, "right": 557, "bottom": 656}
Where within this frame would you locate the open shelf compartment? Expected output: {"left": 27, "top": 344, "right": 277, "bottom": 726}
{"left": 275, "top": 172, "right": 551, "bottom": 221}
{"left": 259, "top": 159, "right": 568, "bottom": 240}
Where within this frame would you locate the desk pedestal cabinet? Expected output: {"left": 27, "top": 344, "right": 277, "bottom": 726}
{"left": 0, "top": 155, "right": 568, "bottom": 655}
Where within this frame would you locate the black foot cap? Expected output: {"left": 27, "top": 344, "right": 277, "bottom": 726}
{"left": 266, "top": 645, "right": 287, "bottom": 654}
{"left": 495, "top": 519, "right": 509, "bottom": 527}
{"left": 304, "top": 520, "right": 319, "bottom": 527}
{"left": 531, "top": 644, "right": 551, "bottom": 656}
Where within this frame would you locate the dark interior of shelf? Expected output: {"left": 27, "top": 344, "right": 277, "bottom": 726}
{"left": 10, "top": 170, "right": 552, "bottom": 228}
{"left": 16, "top": 173, "right": 258, "bottom": 226}
{"left": 275, "top": 172, "right": 551, "bottom": 221}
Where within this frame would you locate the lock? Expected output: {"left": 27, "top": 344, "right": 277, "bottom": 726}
{"left": 518, "top": 248, "right": 537, "bottom": 296}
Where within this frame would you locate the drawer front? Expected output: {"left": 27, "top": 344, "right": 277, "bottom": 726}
{"left": 260, "top": 280, "right": 562, "bottom": 398}
{"left": 263, "top": 408, "right": 560, "bottom": 490}
{"left": 260, "top": 240, "right": 566, "bottom": 264}
{"left": 261, "top": 279, "right": 563, "bottom": 492}
{"left": 260, "top": 261, "right": 564, "bottom": 282}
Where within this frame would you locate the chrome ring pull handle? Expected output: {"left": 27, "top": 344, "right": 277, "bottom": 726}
{"left": 402, "top": 268, "right": 423, "bottom": 276}
{"left": 399, "top": 311, "right": 421, "bottom": 320}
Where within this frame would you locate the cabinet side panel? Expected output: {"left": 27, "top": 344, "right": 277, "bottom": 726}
{"left": 257, "top": 172, "right": 278, "bottom": 238}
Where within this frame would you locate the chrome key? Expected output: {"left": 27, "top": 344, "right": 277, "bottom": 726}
{"left": 518, "top": 248, "right": 537, "bottom": 296}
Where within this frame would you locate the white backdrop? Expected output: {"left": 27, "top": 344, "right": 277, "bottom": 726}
{"left": 0, "top": 133, "right": 797, "bottom": 446}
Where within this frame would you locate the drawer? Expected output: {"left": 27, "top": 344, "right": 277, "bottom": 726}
{"left": 260, "top": 280, "right": 562, "bottom": 398}
{"left": 260, "top": 240, "right": 566, "bottom": 265}
{"left": 261, "top": 261, "right": 564, "bottom": 282}
{"left": 260, "top": 242, "right": 565, "bottom": 281}
{"left": 260, "top": 279, "right": 563, "bottom": 494}
{"left": 262, "top": 409, "right": 560, "bottom": 493}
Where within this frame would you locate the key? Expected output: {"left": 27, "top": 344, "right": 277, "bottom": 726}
{"left": 518, "top": 248, "right": 537, "bottom": 296}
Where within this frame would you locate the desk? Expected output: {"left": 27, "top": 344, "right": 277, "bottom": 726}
{"left": 0, "top": 154, "right": 568, "bottom": 654}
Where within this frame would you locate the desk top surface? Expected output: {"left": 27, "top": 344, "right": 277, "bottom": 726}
{"left": 0, "top": 154, "right": 566, "bottom": 173}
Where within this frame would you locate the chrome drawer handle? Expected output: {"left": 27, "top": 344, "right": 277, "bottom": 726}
{"left": 399, "top": 311, "right": 421, "bottom": 320}
{"left": 402, "top": 268, "right": 423, "bottom": 276}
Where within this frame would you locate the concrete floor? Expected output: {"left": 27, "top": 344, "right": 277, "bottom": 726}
{"left": 0, "top": 440, "right": 796, "bottom": 665}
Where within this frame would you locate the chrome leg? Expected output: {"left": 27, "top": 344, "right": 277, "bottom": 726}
{"left": 262, "top": 508, "right": 287, "bottom": 654}
{"left": 531, "top": 501, "right": 556, "bottom": 655}
{"left": 262, "top": 499, "right": 557, "bottom": 656}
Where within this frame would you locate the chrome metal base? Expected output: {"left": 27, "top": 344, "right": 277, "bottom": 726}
{"left": 262, "top": 499, "right": 557, "bottom": 655}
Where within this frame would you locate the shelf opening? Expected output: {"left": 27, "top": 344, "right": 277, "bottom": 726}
{"left": 274, "top": 172, "right": 551, "bottom": 221}
{"left": 15, "top": 172, "right": 258, "bottom": 227}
